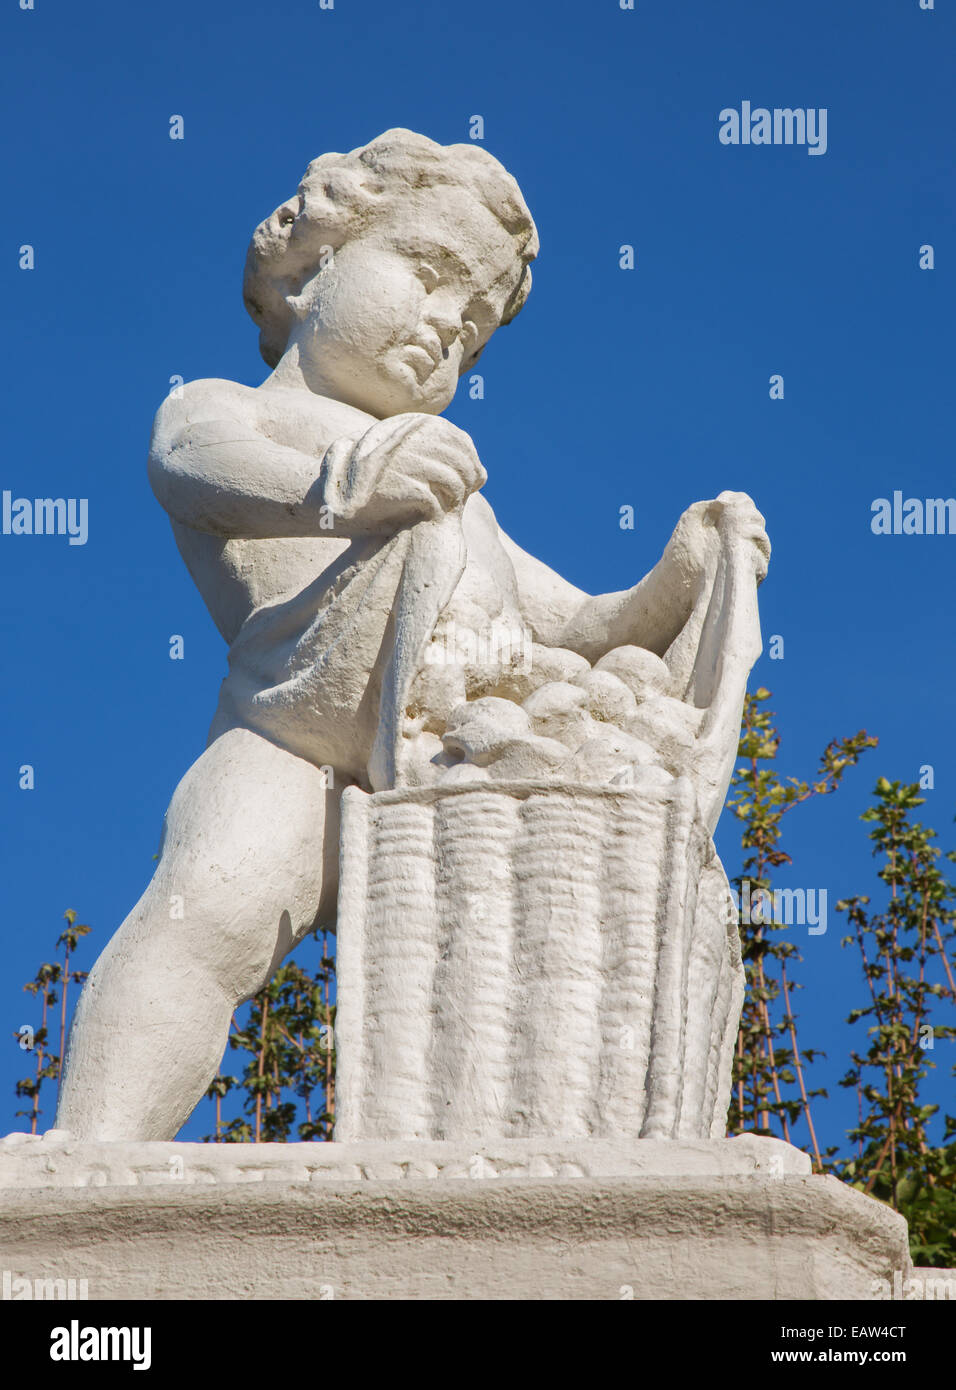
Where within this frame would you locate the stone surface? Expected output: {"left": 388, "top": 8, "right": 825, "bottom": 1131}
{"left": 0, "top": 1147, "right": 913, "bottom": 1301}
{"left": 3, "top": 1137, "right": 924, "bottom": 1302}
{"left": 0, "top": 1133, "right": 808, "bottom": 1188}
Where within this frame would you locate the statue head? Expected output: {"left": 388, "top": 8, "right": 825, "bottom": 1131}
{"left": 242, "top": 128, "right": 539, "bottom": 416}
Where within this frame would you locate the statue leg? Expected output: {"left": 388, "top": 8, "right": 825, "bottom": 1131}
{"left": 55, "top": 727, "right": 341, "bottom": 1141}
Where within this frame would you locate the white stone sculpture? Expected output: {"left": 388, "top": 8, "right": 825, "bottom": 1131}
{"left": 4, "top": 128, "right": 932, "bottom": 1304}
{"left": 51, "top": 128, "right": 769, "bottom": 1144}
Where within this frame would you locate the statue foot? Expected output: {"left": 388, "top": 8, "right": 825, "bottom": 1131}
{"left": 0, "top": 1128, "right": 74, "bottom": 1149}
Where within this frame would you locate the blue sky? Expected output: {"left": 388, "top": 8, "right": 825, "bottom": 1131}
{"left": 1, "top": 0, "right": 953, "bottom": 1148}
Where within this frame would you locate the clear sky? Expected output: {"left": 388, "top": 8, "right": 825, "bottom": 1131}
{"left": 1, "top": 0, "right": 953, "bottom": 1148}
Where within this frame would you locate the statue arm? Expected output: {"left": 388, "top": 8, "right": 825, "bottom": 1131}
{"left": 497, "top": 526, "right": 698, "bottom": 664}
{"left": 499, "top": 494, "right": 768, "bottom": 666}
{"left": 149, "top": 397, "right": 484, "bottom": 541}
{"left": 148, "top": 397, "right": 360, "bottom": 540}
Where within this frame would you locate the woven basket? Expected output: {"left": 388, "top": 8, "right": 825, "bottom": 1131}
{"left": 334, "top": 772, "right": 743, "bottom": 1143}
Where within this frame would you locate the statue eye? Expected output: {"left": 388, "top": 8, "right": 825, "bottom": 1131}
{"left": 417, "top": 263, "right": 441, "bottom": 292}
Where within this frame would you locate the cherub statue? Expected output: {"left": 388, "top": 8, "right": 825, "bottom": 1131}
{"left": 54, "top": 129, "right": 769, "bottom": 1141}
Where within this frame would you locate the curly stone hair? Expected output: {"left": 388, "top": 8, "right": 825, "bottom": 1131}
{"left": 242, "top": 128, "right": 539, "bottom": 371}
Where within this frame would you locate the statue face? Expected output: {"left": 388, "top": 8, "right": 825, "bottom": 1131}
{"left": 288, "top": 190, "right": 522, "bottom": 416}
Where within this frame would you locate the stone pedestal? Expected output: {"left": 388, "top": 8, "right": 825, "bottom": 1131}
{"left": 0, "top": 1134, "right": 916, "bottom": 1300}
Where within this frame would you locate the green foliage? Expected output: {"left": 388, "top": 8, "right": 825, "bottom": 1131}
{"left": 729, "top": 698, "right": 956, "bottom": 1266}
{"left": 832, "top": 779, "right": 956, "bottom": 1264}
{"left": 202, "top": 937, "right": 336, "bottom": 1143}
{"left": 14, "top": 911, "right": 91, "bottom": 1133}
{"left": 840, "top": 1144, "right": 956, "bottom": 1268}
{"left": 726, "top": 688, "right": 877, "bottom": 1163}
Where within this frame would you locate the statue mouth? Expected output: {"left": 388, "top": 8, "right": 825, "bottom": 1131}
{"left": 402, "top": 338, "right": 443, "bottom": 381}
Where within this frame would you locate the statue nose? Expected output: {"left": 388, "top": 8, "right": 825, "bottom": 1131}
{"left": 424, "top": 304, "right": 461, "bottom": 349}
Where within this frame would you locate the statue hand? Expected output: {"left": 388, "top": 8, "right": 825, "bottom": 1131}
{"left": 380, "top": 415, "right": 486, "bottom": 519}
{"left": 711, "top": 490, "right": 770, "bottom": 581}
{"left": 667, "top": 491, "right": 770, "bottom": 589}
{"left": 324, "top": 413, "right": 485, "bottom": 528}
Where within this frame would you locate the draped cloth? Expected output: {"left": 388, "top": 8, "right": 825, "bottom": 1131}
{"left": 664, "top": 530, "right": 763, "bottom": 834}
